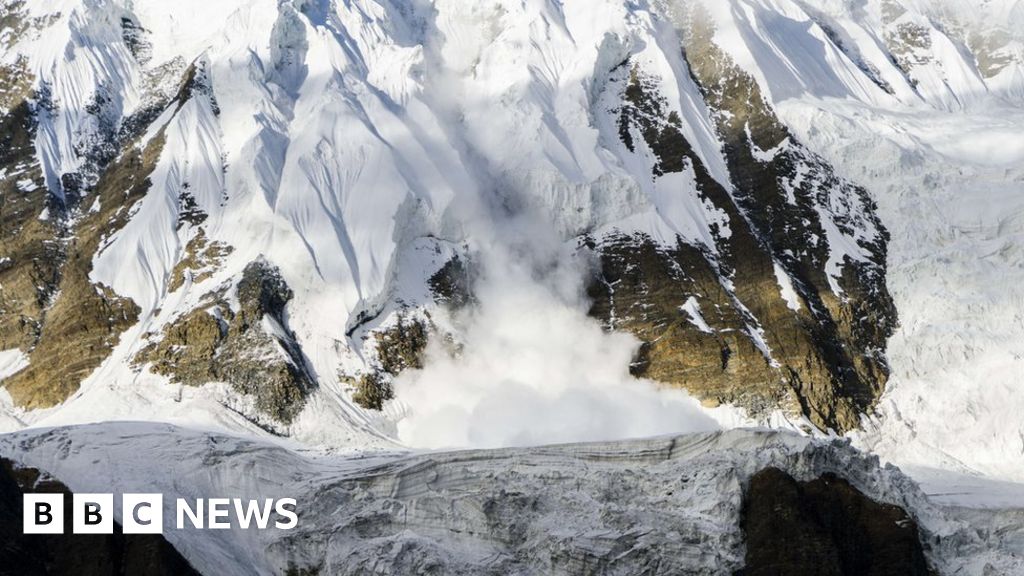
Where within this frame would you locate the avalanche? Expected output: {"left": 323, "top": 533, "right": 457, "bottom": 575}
{"left": 0, "top": 4, "right": 1022, "bottom": 570}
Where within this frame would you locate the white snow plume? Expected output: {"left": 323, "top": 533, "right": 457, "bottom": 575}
{"left": 394, "top": 192, "right": 723, "bottom": 450}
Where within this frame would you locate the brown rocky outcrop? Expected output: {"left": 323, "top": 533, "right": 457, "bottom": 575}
{"left": 350, "top": 314, "right": 430, "bottom": 411}
{"left": 587, "top": 8, "right": 897, "bottom": 433}
{"left": 166, "top": 229, "right": 232, "bottom": 293}
{"left": 589, "top": 234, "right": 795, "bottom": 416}
{"left": 0, "top": 54, "right": 233, "bottom": 411}
{"left": 135, "top": 260, "right": 315, "bottom": 425}
{"left": 0, "top": 38, "right": 175, "bottom": 407}
{"left": 428, "top": 255, "right": 476, "bottom": 311}
{"left": 0, "top": 130, "right": 157, "bottom": 408}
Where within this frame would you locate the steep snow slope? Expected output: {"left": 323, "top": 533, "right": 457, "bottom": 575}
{"left": 688, "top": 0, "right": 1024, "bottom": 110}
{"left": 1, "top": 422, "right": 1020, "bottom": 576}
{"left": 2, "top": 0, "right": 716, "bottom": 443}
{"left": 0, "top": 0, "right": 1022, "bottom": 491}
{"left": 3, "top": 0, "right": 881, "bottom": 442}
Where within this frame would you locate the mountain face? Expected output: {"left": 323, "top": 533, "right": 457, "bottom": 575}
{"left": 0, "top": 0, "right": 1023, "bottom": 471}
{"left": 2, "top": 1, "right": 1024, "bottom": 574}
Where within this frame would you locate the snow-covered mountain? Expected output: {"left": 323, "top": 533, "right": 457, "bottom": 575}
{"left": 1, "top": 0, "right": 1022, "bottom": 460}
{"left": 2, "top": 0, "right": 1024, "bottom": 571}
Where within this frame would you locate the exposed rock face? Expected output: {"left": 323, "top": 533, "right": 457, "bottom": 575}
{"left": 350, "top": 314, "right": 429, "bottom": 411}
{"left": 0, "top": 457, "right": 199, "bottom": 576}
{"left": 0, "top": 2, "right": 59, "bottom": 52}
{"left": 0, "top": 130, "right": 158, "bottom": 407}
{"left": 0, "top": 20, "right": 178, "bottom": 405}
{"left": 588, "top": 8, "right": 897, "bottom": 433}
{"left": 0, "top": 45, "right": 218, "bottom": 409}
{"left": 0, "top": 15, "right": 308, "bottom": 426}
{"left": 0, "top": 42, "right": 253, "bottom": 414}
{"left": 428, "top": 255, "right": 476, "bottom": 311}
{"left": 968, "top": 28, "right": 1017, "bottom": 79}
{"left": 876, "top": 0, "right": 1021, "bottom": 88}
{"left": 0, "top": 0, "right": 929, "bottom": 437}
{"left": 136, "top": 260, "right": 314, "bottom": 426}
{"left": 166, "top": 229, "right": 232, "bottom": 293}
{"left": 682, "top": 8, "right": 898, "bottom": 429}
{"left": 739, "top": 467, "right": 933, "bottom": 576}
{"left": 589, "top": 234, "right": 795, "bottom": 416}
{"left": 0, "top": 56, "right": 60, "bottom": 356}
{"left": 887, "top": 21, "right": 935, "bottom": 80}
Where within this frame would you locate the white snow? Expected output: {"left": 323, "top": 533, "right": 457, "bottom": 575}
{"left": 0, "top": 350, "right": 29, "bottom": 432}
{"left": 753, "top": 0, "right": 1024, "bottom": 489}
{"left": 682, "top": 296, "right": 715, "bottom": 333}
{"left": 0, "top": 348, "right": 28, "bottom": 380}
{"left": 773, "top": 93, "right": 1024, "bottom": 486}
{"left": 0, "top": 5, "right": 1023, "bottom": 572}
{"left": 773, "top": 262, "right": 802, "bottom": 311}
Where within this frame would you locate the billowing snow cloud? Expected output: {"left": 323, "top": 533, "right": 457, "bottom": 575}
{"left": 394, "top": 208, "right": 721, "bottom": 450}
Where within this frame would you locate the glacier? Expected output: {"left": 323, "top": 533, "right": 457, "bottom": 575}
{"left": 2, "top": 421, "right": 1022, "bottom": 575}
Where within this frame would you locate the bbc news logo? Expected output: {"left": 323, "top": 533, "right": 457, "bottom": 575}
{"left": 23, "top": 494, "right": 298, "bottom": 534}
